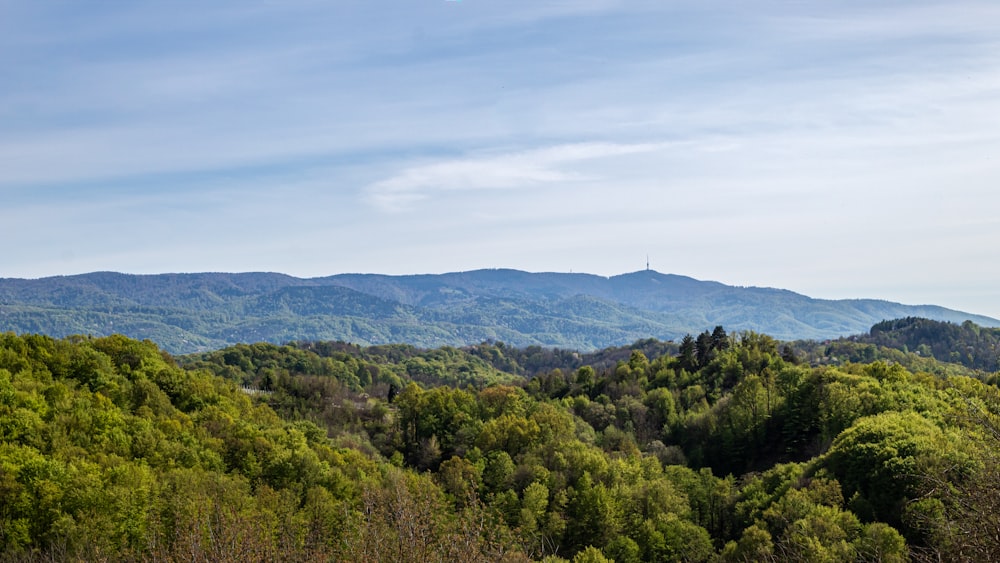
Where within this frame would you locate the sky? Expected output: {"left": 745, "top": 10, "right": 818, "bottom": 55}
{"left": 3, "top": 1, "right": 1000, "bottom": 317}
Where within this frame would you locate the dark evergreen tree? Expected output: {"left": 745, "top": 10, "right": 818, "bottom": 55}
{"left": 695, "top": 331, "right": 714, "bottom": 368}
{"left": 679, "top": 334, "right": 697, "bottom": 371}
{"left": 711, "top": 325, "right": 729, "bottom": 351}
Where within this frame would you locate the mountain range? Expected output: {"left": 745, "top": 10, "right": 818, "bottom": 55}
{"left": 1, "top": 269, "right": 997, "bottom": 354}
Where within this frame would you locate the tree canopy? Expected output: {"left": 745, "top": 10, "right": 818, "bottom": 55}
{"left": 2, "top": 325, "right": 999, "bottom": 561}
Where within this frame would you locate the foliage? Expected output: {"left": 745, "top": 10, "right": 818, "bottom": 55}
{"left": 863, "top": 317, "right": 1000, "bottom": 372}
{"left": 4, "top": 321, "right": 1000, "bottom": 561}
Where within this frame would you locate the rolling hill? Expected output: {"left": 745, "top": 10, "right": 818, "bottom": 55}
{"left": 1, "top": 269, "right": 996, "bottom": 354}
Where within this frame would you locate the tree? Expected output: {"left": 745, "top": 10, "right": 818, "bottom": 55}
{"left": 679, "top": 335, "right": 697, "bottom": 372}
{"left": 825, "top": 411, "right": 960, "bottom": 529}
{"left": 711, "top": 326, "right": 729, "bottom": 352}
{"left": 477, "top": 415, "right": 541, "bottom": 457}
{"left": 905, "top": 392, "right": 1000, "bottom": 562}
{"left": 572, "top": 545, "right": 612, "bottom": 563}
{"left": 695, "top": 331, "right": 714, "bottom": 368}
{"left": 627, "top": 350, "right": 649, "bottom": 377}
{"left": 575, "top": 366, "right": 595, "bottom": 394}
{"left": 565, "top": 472, "right": 620, "bottom": 552}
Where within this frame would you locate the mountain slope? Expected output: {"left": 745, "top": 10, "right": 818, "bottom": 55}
{"left": 1, "top": 269, "right": 996, "bottom": 354}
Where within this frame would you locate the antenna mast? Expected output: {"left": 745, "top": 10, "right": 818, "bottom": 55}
{"left": 646, "top": 255, "right": 650, "bottom": 271}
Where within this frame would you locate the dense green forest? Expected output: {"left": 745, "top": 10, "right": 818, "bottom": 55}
{"left": 847, "top": 317, "right": 1000, "bottom": 372}
{"left": 2, "top": 325, "right": 1000, "bottom": 561}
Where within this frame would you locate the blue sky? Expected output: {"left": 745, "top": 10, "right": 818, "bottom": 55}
{"left": 3, "top": 1, "right": 1000, "bottom": 318}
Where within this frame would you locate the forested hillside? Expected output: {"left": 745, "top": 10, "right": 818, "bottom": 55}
{"left": 3, "top": 270, "right": 997, "bottom": 354}
{"left": 3, "top": 329, "right": 999, "bottom": 561}
{"left": 857, "top": 317, "right": 1000, "bottom": 372}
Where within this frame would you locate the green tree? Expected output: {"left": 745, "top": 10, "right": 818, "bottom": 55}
{"left": 825, "top": 411, "right": 961, "bottom": 528}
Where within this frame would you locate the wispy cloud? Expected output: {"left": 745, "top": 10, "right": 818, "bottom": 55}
{"left": 365, "top": 142, "right": 667, "bottom": 211}
{"left": 5, "top": 1, "right": 1000, "bottom": 317}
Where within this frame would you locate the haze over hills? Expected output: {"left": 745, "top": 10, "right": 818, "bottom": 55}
{"left": 1, "top": 269, "right": 997, "bottom": 354}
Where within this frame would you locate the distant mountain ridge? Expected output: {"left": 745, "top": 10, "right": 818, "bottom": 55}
{"left": 1, "top": 269, "right": 997, "bottom": 354}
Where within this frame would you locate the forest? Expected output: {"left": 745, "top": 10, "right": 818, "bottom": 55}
{"left": 849, "top": 317, "right": 1000, "bottom": 372}
{"left": 4, "top": 270, "right": 997, "bottom": 354}
{"left": 2, "top": 321, "right": 1000, "bottom": 561}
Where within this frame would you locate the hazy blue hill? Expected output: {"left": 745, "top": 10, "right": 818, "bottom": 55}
{"left": 417, "top": 293, "right": 688, "bottom": 350}
{"left": 246, "top": 285, "right": 413, "bottom": 319}
{"left": 321, "top": 269, "right": 614, "bottom": 307}
{"left": 606, "top": 271, "right": 729, "bottom": 307}
{"left": 2, "top": 269, "right": 998, "bottom": 353}
{"left": 315, "top": 273, "right": 459, "bottom": 306}
{"left": 0, "top": 271, "right": 305, "bottom": 308}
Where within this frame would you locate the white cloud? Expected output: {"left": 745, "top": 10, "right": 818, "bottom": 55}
{"left": 364, "top": 142, "right": 667, "bottom": 211}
